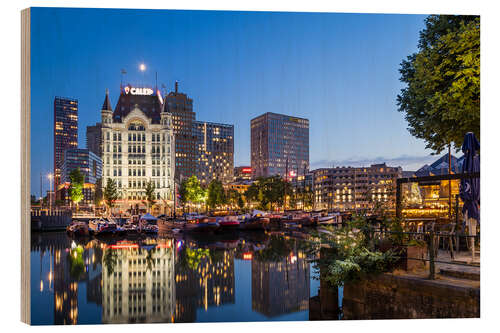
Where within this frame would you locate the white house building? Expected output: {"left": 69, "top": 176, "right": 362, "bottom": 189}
{"left": 100, "top": 86, "right": 175, "bottom": 213}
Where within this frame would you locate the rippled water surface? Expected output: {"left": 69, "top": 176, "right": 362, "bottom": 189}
{"left": 31, "top": 231, "right": 325, "bottom": 325}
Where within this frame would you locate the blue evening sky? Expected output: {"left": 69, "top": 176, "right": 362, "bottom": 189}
{"left": 30, "top": 7, "right": 437, "bottom": 196}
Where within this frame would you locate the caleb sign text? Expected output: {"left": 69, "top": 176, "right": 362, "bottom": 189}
{"left": 124, "top": 86, "right": 154, "bottom": 96}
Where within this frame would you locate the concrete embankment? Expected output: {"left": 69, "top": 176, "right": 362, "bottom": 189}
{"left": 342, "top": 271, "right": 479, "bottom": 319}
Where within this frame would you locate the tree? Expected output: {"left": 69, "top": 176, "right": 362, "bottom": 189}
{"left": 207, "top": 179, "right": 226, "bottom": 210}
{"left": 145, "top": 180, "right": 156, "bottom": 213}
{"left": 397, "top": 15, "right": 479, "bottom": 154}
{"left": 179, "top": 175, "right": 206, "bottom": 212}
{"left": 237, "top": 195, "right": 245, "bottom": 211}
{"left": 94, "top": 178, "right": 103, "bottom": 206}
{"left": 244, "top": 176, "right": 289, "bottom": 211}
{"left": 69, "top": 168, "right": 85, "bottom": 211}
{"left": 103, "top": 178, "right": 120, "bottom": 211}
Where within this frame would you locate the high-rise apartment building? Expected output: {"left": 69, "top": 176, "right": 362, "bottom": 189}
{"left": 100, "top": 85, "right": 175, "bottom": 212}
{"left": 164, "top": 82, "right": 196, "bottom": 181}
{"left": 251, "top": 112, "right": 309, "bottom": 179}
{"left": 54, "top": 97, "right": 78, "bottom": 187}
{"left": 194, "top": 121, "right": 234, "bottom": 185}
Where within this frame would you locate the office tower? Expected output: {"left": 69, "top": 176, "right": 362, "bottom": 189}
{"left": 193, "top": 121, "right": 234, "bottom": 185}
{"left": 251, "top": 112, "right": 309, "bottom": 179}
{"left": 60, "top": 148, "right": 102, "bottom": 185}
{"left": 164, "top": 82, "right": 196, "bottom": 181}
{"left": 86, "top": 123, "right": 102, "bottom": 157}
{"left": 54, "top": 96, "right": 78, "bottom": 187}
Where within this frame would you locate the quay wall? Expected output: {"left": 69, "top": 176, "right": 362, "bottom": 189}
{"left": 342, "top": 273, "right": 480, "bottom": 319}
{"left": 31, "top": 210, "right": 72, "bottom": 231}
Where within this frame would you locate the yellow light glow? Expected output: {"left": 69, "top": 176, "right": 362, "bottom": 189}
{"left": 139, "top": 63, "right": 146, "bottom": 72}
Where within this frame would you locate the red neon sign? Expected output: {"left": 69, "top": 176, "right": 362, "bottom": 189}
{"left": 241, "top": 168, "right": 252, "bottom": 174}
{"left": 243, "top": 252, "right": 253, "bottom": 260}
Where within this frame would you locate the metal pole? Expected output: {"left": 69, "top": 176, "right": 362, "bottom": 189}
{"left": 429, "top": 229, "right": 435, "bottom": 280}
{"left": 396, "top": 179, "right": 402, "bottom": 220}
{"left": 448, "top": 144, "right": 452, "bottom": 221}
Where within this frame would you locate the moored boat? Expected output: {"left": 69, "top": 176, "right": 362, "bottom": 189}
{"left": 240, "top": 216, "right": 270, "bottom": 230}
{"left": 67, "top": 221, "right": 89, "bottom": 236}
{"left": 185, "top": 217, "right": 220, "bottom": 232}
{"left": 218, "top": 216, "right": 240, "bottom": 229}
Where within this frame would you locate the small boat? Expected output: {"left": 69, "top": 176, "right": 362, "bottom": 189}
{"left": 121, "top": 222, "right": 139, "bottom": 234}
{"left": 218, "top": 216, "right": 240, "bottom": 229}
{"left": 98, "top": 221, "right": 118, "bottom": 235}
{"left": 67, "top": 221, "right": 89, "bottom": 236}
{"left": 282, "top": 213, "right": 317, "bottom": 227}
{"left": 142, "top": 224, "right": 159, "bottom": 234}
{"left": 185, "top": 217, "right": 220, "bottom": 232}
{"left": 240, "top": 217, "right": 270, "bottom": 230}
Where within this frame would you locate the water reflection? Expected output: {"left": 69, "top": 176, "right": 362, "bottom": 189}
{"left": 31, "top": 232, "right": 317, "bottom": 325}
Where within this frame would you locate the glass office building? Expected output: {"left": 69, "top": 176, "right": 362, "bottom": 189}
{"left": 54, "top": 96, "right": 78, "bottom": 187}
{"left": 251, "top": 112, "right": 309, "bottom": 179}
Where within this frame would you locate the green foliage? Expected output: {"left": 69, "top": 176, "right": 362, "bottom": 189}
{"left": 69, "top": 168, "right": 85, "bottom": 206}
{"left": 180, "top": 176, "right": 207, "bottom": 207}
{"left": 237, "top": 195, "right": 245, "bottom": 210}
{"left": 324, "top": 249, "right": 397, "bottom": 287}
{"left": 309, "top": 215, "right": 398, "bottom": 287}
{"left": 145, "top": 180, "right": 156, "bottom": 211}
{"left": 207, "top": 179, "right": 226, "bottom": 209}
{"left": 244, "top": 176, "right": 290, "bottom": 211}
{"left": 225, "top": 188, "right": 241, "bottom": 210}
{"left": 397, "top": 15, "right": 480, "bottom": 154}
{"left": 184, "top": 248, "right": 210, "bottom": 271}
{"left": 103, "top": 178, "right": 120, "bottom": 209}
{"left": 68, "top": 245, "right": 85, "bottom": 280}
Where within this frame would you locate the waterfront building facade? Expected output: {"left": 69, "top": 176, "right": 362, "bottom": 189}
{"left": 100, "top": 86, "right": 175, "bottom": 212}
{"left": 251, "top": 112, "right": 309, "bottom": 179}
{"left": 194, "top": 121, "right": 234, "bottom": 186}
{"left": 313, "top": 163, "right": 402, "bottom": 211}
{"left": 234, "top": 166, "right": 252, "bottom": 181}
{"left": 86, "top": 123, "right": 103, "bottom": 157}
{"left": 54, "top": 97, "right": 78, "bottom": 187}
{"left": 165, "top": 82, "right": 197, "bottom": 181}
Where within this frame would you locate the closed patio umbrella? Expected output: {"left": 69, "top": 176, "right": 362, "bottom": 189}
{"left": 459, "top": 132, "right": 480, "bottom": 261}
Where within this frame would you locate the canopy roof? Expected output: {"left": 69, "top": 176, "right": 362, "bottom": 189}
{"left": 140, "top": 213, "right": 157, "bottom": 221}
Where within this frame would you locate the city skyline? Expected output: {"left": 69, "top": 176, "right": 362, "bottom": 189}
{"left": 31, "top": 8, "right": 438, "bottom": 194}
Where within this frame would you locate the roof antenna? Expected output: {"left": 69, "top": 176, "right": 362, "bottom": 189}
{"left": 175, "top": 80, "right": 178, "bottom": 94}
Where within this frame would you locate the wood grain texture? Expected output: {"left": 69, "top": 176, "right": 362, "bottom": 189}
{"left": 21, "top": 7, "right": 31, "bottom": 325}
